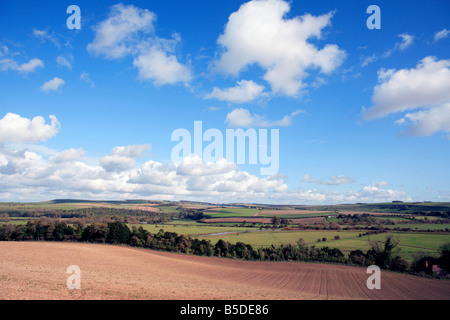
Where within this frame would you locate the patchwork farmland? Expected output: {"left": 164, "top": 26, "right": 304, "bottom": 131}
{"left": 1, "top": 200, "right": 450, "bottom": 300}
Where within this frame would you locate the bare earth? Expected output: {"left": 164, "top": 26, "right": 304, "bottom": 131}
{"left": 1, "top": 242, "right": 449, "bottom": 300}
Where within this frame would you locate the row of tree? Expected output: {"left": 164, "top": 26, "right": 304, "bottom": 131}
{"left": 1, "top": 218, "right": 449, "bottom": 276}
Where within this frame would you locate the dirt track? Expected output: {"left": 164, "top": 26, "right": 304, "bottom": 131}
{"left": 1, "top": 242, "right": 449, "bottom": 300}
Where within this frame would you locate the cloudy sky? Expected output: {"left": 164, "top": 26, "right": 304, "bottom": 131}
{"left": 0, "top": 0, "right": 449, "bottom": 204}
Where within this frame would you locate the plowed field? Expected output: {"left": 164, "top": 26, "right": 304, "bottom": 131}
{"left": 1, "top": 242, "right": 449, "bottom": 300}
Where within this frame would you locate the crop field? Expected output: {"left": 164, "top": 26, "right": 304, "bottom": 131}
{"left": 192, "top": 229, "right": 449, "bottom": 263}
{"left": 385, "top": 223, "right": 450, "bottom": 230}
{"left": 200, "top": 217, "right": 326, "bottom": 225}
{"left": 203, "top": 207, "right": 260, "bottom": 217}
{"left": 135, "top": 223, "right": 257, "bottom": 236}
{"left": 1, "top": 242, "right": 449, "bottom": 300}
{"left": 194, "top": 230, "right": 362, "bottom": 246}
{"left": 0, "top": 201, "right": 162, "bottom": 214}
{"left": 259, "top": 209, "right": 333, "bottom": 216}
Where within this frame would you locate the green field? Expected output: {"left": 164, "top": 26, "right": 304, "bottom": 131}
{"left": 194, "top": 230, "right": 362, "bottom": 246}
{"left": 2, "top": 217, "right": 38, "bottom": 225}
{"left": 134, "top": 222, "right": 257, "bottom": 236}
{"left": 385, "top": 223, "right": 450, "bottom": 230}
{"left": 192, "top": 228, "right": 449, "bottom": 262}
{"left": 205, "top": 208, "right": 259, "bottom": 217}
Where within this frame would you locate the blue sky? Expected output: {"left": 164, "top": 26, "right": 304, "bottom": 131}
{"left": 0, "top": 0, "right": 449, "bottom": 204}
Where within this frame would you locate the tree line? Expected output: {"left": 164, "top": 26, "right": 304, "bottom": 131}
{"left": 0, "top": 207, "right": 211, "bottom": 224}
{"left": 0, "top": 218, "right": 448, "bottom": 277}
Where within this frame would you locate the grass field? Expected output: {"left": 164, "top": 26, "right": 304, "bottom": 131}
{"left": 134, "top": 222, "right": 257, "bottom": 236}
{"left": 194, "top": 230, "right": 362, "bottom": 246}
{"left": 193, "top": 229, "right": 449, "bottom": 263}
{"left": 385, "top": 223, "right": 450, "bottom": 230}
{"left": 204, "top": 208, "right": 259, "bottom": 217}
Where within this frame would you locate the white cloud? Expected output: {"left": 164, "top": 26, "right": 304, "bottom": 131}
{"left": 399, "top": 102, "right": 450, "bottom": 137}
{"left": 214, "top": 0, "right": 345, "bottom": 97}
{"left": 133, "top": 44, "right": 192, "bottom": 85}
{"left": 80, "top": 72, "right": 94, "bottom": 87}
{"left": 18, "top": 58, "right": 45, "bottom": 73}
{"left": 100, "top": 144, "right": 151, "bottom": 172}
{"left": 110, "top": 144, "right": 151, "bottom": 158}
{"left": 0, "top": 113, "right": 60, "bottom": 143}
{"left": 87, "top": 4, "right": 155, "bottom": 59}
{"left": 0, "top": 57, "right": 44, "bottom": 73}
{"left": 362, "top": 57, "right": 450, "bottom": 138}
{"left": 177, "top": 154, "right": 237, "bottom": 176}
{"left": 0, "top": 127, "right": 413, "bottom": 204}
{"left": 361, "top": 33, "right": 414, "bottom": 67}
{"left": 206, "top": 106, "right": 221, "bottom": 112}
{"left": 50, "top": 148, "right": 85, "bottom": 163}
{"left": 0, "top": 142, "right": 288, "bottom": 202}
{"left": 361, "top": 57, "right": 450, "bottom": 136}
{"left": 371, "top": 181, "right": 391, "bottom": 187}
{"left": 361, "top": 54, "right": 378, "bottom": 67}
{"left": 0, "top": 45, "right": 8, "bottom": 57}
{"left": 225, "top": 108, "right": 303, "bottom": 128}
{"left": 302, "top": 174, "right": 355, "bottom": 186}
{"left": 88, "top": 4, "right": 191, "bottom": 86}
{"left": 32, "top": 29, "right": 60, "bottom": 48}
{"left": 267, "top": 183, "right": 411, "bottom": 204}
{"left": 41, "top": 77, "right": 65, "bottom": 92}
{"left": 206, "top": 80, "right": 266, "bottom": 104}
{"left": 56, "top": 55, "right": 72, "bottom": 69}
{"left": 394, "top": 33, "right": 414, "bottom": 51}
{"left": 434, "top": 29, "right": 450, "bottom": 42}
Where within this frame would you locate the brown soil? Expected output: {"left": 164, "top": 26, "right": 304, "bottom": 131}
{"left": 132, "top": 205, "right": 160, "bottom": 213}
{"left": 1, "top": 242, "right": 449, "bottom": 300}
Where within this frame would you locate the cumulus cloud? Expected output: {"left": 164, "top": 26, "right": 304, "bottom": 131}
{"left": 177, "top": 154, "right": 237, "bottom": 176}
{"left": 87, "top": 4, "right": 155, "bottom": 59}
{"left": 0, "top": 113, "right": 60, "bottom": 143}
{"left": 50, "top": 148, "right": 86, "bottom": 163}
{"left": 214, "top": 0, "right": 345, "bottom": 97}
{"left": 225, "top": 108, "right": 303, "bottom": 128}
{"left": 88, "top": 3, "right": 191, "bottom": 86}
{"left": 362, "top": 56, "right": 450, "bottom": 137}
{"left": 133, "top": 43, "right": 192, "bottom": 85}
{"left": 434, "top": 29, "right": 449, "bottom": 42}
{"left": 399, "top": 103, "right": 450, "bottom": 137}
{"left": 0, "top": 56, "right": 44, "bottom": 73}
{"left": 266, "top": 183, "right": 411, "bottom": 204}
{"left": 0, "top": 143, "right": 288, "bottom": 202}
{"left": 302, "top": 174, "right": 354, "bottom": 186}
{"left": 371, "top": 181, "right": 391, "bottom": 187}
{"left": 100, "top": 144, "right": 151, "bottom": 172}
{"left": 0, "top": 45, "right": 44, "bottom": 73}
{"left": 40, "top": 77, "right": 65, "bottom": 92}
{"left": 205, "top": 80, "right": 266, "bottom": 104}
{"left": 0, "top": 133, "right": 412, "bottom": 204}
